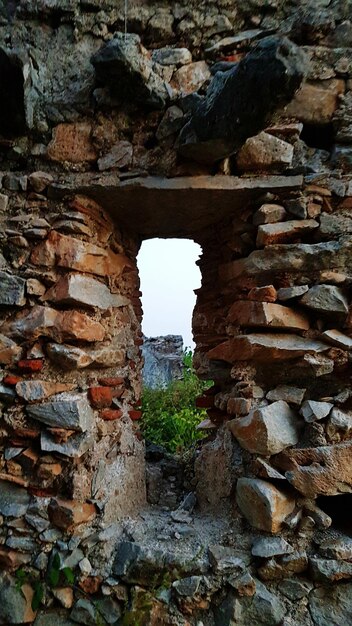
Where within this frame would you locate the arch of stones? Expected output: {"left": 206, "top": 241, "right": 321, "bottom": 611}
{"left": 0, "top": 1, "right": 352, "bottom": 624}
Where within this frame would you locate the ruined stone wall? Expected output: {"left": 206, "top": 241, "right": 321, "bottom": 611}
{"left": 1, "top": 0, "right": 352, "bottom": 625}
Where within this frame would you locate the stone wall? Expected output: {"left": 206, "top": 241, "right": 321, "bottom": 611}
{"left": 142, "top": 335, "right": 184, "bottom": 389}
{"left": 1, "top": 0, "right": 352, "bottom": 624}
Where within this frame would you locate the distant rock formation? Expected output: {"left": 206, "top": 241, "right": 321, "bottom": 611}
{"left": 142, "top": 335, "right": 184, "bottom": 388}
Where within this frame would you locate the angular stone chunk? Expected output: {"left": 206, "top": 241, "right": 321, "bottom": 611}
{"left": 0, "top": 480, "right": 30, "bottom": 517}
{"left": 309, "top": 583, "right": 352, "bottom": 626}
{"left": 0, "top": 572, "right": 36, "bottom": 624}
{"left": 248, "top": 285, "right": 277, "bottom": 302}
{"left": 236, "top": 478, "right": 295, "bottom": 533}
{"left": 46, "top": 342, "right": 125, "bottom": 370}
{"left": 252, "top": 204, "right": 287, "bottom": 225}
{"left": 285, "top": 79, "right": 345, "bottom": 124}
{"left": 27, "top": 393, "right": 94, "bottom": 432}
{"left": 227, "top": 301, "right": 309, "bottom": 331}
{"left": 41, "top": 431, "right": 93, "bottom": 458}
{"left": 322, "top": 329, "right": 352, "bottom": 350}
{"left": 300, "top": 284, "right": 348, "bottom": 315}
{"left": 0, "top": 272, "right": 26, "bottom": 306}
{"left": 256, "top": 219, "right": 318, "bottom": 247}
{"left": 207, "top": 333, "right": 328, "bottom": 363}
{"left": 319, "top": 538, "right": 352, "bottom": 560}
{"left": 16, "top": 381, "right": 75, "bottom": 403}
{"left": 310, "top": 558, "right": 352, "bottom": 583}
{"left": 251, "top": 537, "right": 293, "bottom": 558}
{"left": 44, "top": 273, "right": 130, "bottom": 310}
{"left": 277, "top": 285, "right": 309, "bottom": 301}
{"left": 319, "top": 210, "right": 352, "bottom": 238}
{"left": 219, "top": 239, "right": 352, "bottom": 281}
{"left": 229, "top": 401, "right": 300, "bottom": 455}
{"left": 237, "top": 132, "right": 294, "bottom": 172}
{"left": 2, "top": 305, "right": 105, "bottom": 343}
{"left": 152, "top": 47, "right": 192, "bottom": 66}
{"left": 48, "top": 498, "right": 96, "bottom": 531}
{"left": 47, "top": 122, "right": 97, "bottom": 163}
{"left": 0, "top": 334, "right": 21, "bottom": 365}
{"left": 266, "top": 385, "right": 306, "bottom": 405}
{"left": 215, "top": 580, "right": 285, "bottom": 626}
{"left": 31, "top": 230, "right": 132, "bottom": 278}
{"left": 275, "top": 442, "right": 352, "bottom": 497}
{"left": 299, "top": 400, "right": 333, "bottom": 422}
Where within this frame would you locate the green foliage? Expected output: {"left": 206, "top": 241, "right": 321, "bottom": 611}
{"left": 31, "top": 582, "right": 44, "bottom": 611}
{"left": 141, "top": 349, "right": 211, "bottom": 453}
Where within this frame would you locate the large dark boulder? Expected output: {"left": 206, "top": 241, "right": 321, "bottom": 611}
{"left": 177, "top": 36, "right": 307, "bottom": 164}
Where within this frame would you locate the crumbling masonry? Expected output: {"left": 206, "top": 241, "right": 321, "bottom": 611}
{"left": 1, "top": 1, "right": 352, "bottom": 625}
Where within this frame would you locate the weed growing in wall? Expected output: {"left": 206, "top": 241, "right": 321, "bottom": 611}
{"left": 141, "top": 350, "right": 211, "bottom": 453}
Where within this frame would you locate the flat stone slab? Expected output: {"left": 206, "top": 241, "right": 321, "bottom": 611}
{"left": 49, "top": 175, "right": 303, "bottom": 238}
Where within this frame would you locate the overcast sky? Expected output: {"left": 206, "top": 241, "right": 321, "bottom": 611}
{"left": 138, "top": 239, "right": 202, "bottom": 349}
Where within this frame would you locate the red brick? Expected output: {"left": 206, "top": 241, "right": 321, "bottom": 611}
{"left": 129, "top": 410, "right": 142, "bottom": 421}
{"left": 97, "top": 376, "right": 125, "bottom": 387}
{"left": 88, "top": 386, "right": 113, "bottom": 409}
{"left": 18, "top": 359, "right": 44, "bottom": 372}
{"left": 100, "top": 409, "right": 123, "bottom": 421}
{"left": 3, "top": 374, "right": 22, "bottom": 385}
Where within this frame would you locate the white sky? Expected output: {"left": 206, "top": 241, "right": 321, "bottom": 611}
{"left": 137, "top": 238, "right": 202, "bottom": 349}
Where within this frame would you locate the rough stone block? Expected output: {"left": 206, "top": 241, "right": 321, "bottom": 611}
{"left": 44, "top": 273, "right": 129, "bottom": 310}
{"left": 48, "top": 498, "right": 96, "bottom": 531}
{"left": 0, "top": 573, "right": 36, "bottom": 624}
{"left": 237, "top": 132, "right": 294, "bottom": 172}
{"left": 256, "top": 219, "right": 318, "bottom": 246}
{"left": 47, "top": 123, "right": 97, "bottom": 163}
{"left": 227, "top": 300, "right": 309, "bottom": 331}
{"left": 236, "top": 478, "right": 295, "bottom": 533}
{"left": 0, "top": 272, "right": 26, "bottom": 306}
{"left": 27, "top": 392, "right": 94, "bottom": 432}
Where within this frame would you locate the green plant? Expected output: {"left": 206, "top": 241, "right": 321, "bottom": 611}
{"left": 15, "top": 553, "right": 75, "bottom": 612}
{"left": 141, "top": 349, "right": 211, "bottom": 453}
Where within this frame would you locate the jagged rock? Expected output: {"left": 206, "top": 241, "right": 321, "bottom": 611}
{"left": 285, "top": 79, "right": 345, "bottom": 124}
{"left": 34, "top": 611, "right": 76, "bottom": 626}
{"left": 299, "top": 400, "right": 333, "bottom": 422}
{"left": 322, "top": 329, "right": 352, "bottom": 350}
{"left": 142, "top": 335, "right": 183, "bottom": 389}
{"left": 236, "top": 478, "right": 295, "bottom": 533}
{"left": 275, "top": 441, "right": 352, "bottom": 497}
{"left": 214, "top": 580, "right": 285, "bottom": 626}
{"left": 310, "top": 558, "right": 352, "bottom": 582}
{"left": 0, "top": 572, "right": 36, "bottom": 624}
{"left": 257, "top": 552, "right": 308, "bottom": 582}
{"left": 207, "top": 333, "right": 328, "bottom": 363}
{"left": 300, "top": 285, "right": 348, "bottom": 315}
{"left": 2, "top": 305, "right": 105, "bottom": 343}
{"left": 253, "top": 204, "right": 287, "bottom": 225}
{"left": 230, "top": 572, "right": 256, "bottom": 597}
{"left": 47, "top": 123, "right": 97, "bottom": 163}
{"left": 27, "top": 393, "right": 94, "bottom": 432}
{"left": 266, "top": 385, "right": 306, "bottom": 405}
{"left": 318, "top": 210, "right": 352, "bottom": 238}
{"left": 70, "top": 599, "right": 97, "bottom": 626}
{"left": 227, "top": 301, "right": 309, "bottom": 331}
{"left": 278, "top": 578, "right": 313, "bottom": 600}
{"left": 44, "top": 273, "right": 129, "bottom": 310}
{"left": 209, "top": 545, "right": 249, "bottom": 574}
{"left": 178, "top": 36, "right": 306, "bottom": 163}
{"left": 256, "top": 219, "right": 318, "bottom": 246}
{"left": 0, "top": 334, "right": 22, "bottom": 364}
{"left": 41, "top": 431, "right": 94, "bottom": 458}
{"left": 16, "top": 381, "right": 75, "bottom": 402}
{"left": 91, "top": 33, "right": 169, "bottom": 109}
{"left": 31, "top": 230, "right": 132, "bottom": 277}
{"left": 171, "top": 61, "right": 211, "bottom": 95}
{"left": 0, "top": 480, "right": 30, "bottom": 517}
{"left": 46, "top": 342, "right": 125, "bottom": 370}
{"left": 276, "top": 285, "right": 309, "bottom": 301}
{"left": 237, "top": 132, "right": 294, "bottom": 172}
{"left": 152, "top": 48, "right": 192, "bottom": 66}
{"left": 97, "top": 140, "right": 133, "bottom": 171}
{"left": 251, "top": 537, "right": 293, "bottom": 558}
{"left": 248, "top": 285, "right": 277, "bottom": 302}
{"left": 48, "top": 498, "right": 96, "bottom": 531}
{"left": 0, "top": 272, "right": 26, "bottom": 306}
{"left": 228, "top": 401, "right": 300, "bottom": 455}
{"left": 0, "top": 384, "right": 16, "bottom": 403}
{"left": 319, "top": 537, "right": 352, "bottom": 560}
{"left": 172, "top": 576, "right": 202, "bottom": 597}
{"left": 309, "top": 584, "right": 352, "bottom": 626}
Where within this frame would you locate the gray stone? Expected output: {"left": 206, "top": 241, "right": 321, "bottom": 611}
{"left": 209, "top": 545, "right": 249, "bottom": 574}
{"left": 41, "top": 430, "right": 93, "bottom": 458}
{"left": 309, "top": 583, "right": 352, "bottom": 626}
{"left": 33, "top": 552, "right": 49, "bottom": 571}
{"left": 300, "top": 400, "right": 333, "bottom": 422}
{"left": 44, "top": 273, "right": 130, "bottom": 310}
{"left": 152, "top": 48, "right": 192, "bottom": 66}
{"left": 237, "top": 132, "right": 294, "bottom": 173}
{"left": 70, "top": 599, "right": 97, "bottom": 626}
{"left": 97, "top": 141, "right": 133, "bottom": 171}
{"left": 319, "top": 537, "right": 352, "bottom": 560}
{"left": 300, "top": 285, "right": 349, "bottom": 315}
{"left": 278, "top": 578, "right": 313, "bottom": 600}
{"left": 0, "top": 272, "right": 26, "bottom": 306}
{"left": 266, "top": 385, "right": 306, "bottom": 406}
{"left": 97, "top": 597, "right": 122, "bottom": 624}
{"left": 46, "top": 343, "right": 94, "bottom": 369}
{"left": 277, "top": 285, "right": 309, "bottom": 301}
{"left": 253, "top": 204, "right": 287, "bottom": 225}
{"left": 0, "top": 384, "right": 16, "bottom": 403}
{"left": 310, "top": 558, "right": 352, "bottom": 582}
{"left": 0, "top": 334, "right": 22, "bottom": 365}
{"left": 322, "top": 329, "right": 352, "bottom": 350}
{"left": 27, "top": 392, "right": 94, "bottom": 432}
{"left": 285, "top": 196, "right": 307, "bottom": 218}
{"left": 0, "top": 193, "right": 8, "bottom": 211}
{"left": 6, "top": 536, "right": 38, "bottom": 552}
{"left": 229, "top": 401, "right": 300, "bottom": 455}
{"left": 0, "top": 572, "right": 36, "bottom": 624}
{"left": 172, "top": 576, "right": 202, "bottom": 597}
{"left": 142, "top": 335, "right": 184, "bottom": 389}
{"left": 0, "top": 480, "right": 30, "bottom": 517}
{"left": 251, "top": 537, "right": 293, "bottom": 558}
{"left": 34, "top": 612, "right": 76, "bottom": 626}
{"left": 214, "top": 580, "right": 285, "bottom": 626}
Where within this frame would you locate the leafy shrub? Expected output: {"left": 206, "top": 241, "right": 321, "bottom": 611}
{"left": 141, "top": 349, "right": 211, "bottom": 453}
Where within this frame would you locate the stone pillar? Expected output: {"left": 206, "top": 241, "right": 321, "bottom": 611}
{"left": 0, "top": 176, "right": 146, "bottom": 566}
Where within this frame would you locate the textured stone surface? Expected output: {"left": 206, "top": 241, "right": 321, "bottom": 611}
{"left": 0, "top": 481, "right": 30, "bottom": 517}
{"left": 0, "top": 272, "right": 26, "bottom": 306}
{"left": 48, "top": 498, "right": 96, "bottom": 531}
{"left": 300, "top": 400, "right": 333, "bottom": 422}
{"left": 236, "top": 478, "right": 295, "bottom": 533}
{"left": 0, "top": 572, "right": 36, "bottom": 624}
{"left": 256, "top": 219, "right": 318, "bottom": 246}
{"left": 227, "top": 301, "right": 309, "bottom": 331}
{"left": 276, "top": 442, "right": 352, "bottom": 497}
{"left": 309, "top": 584, "right": 352, "bottom": 626}
{"left": 228, "top": 401, "right": 300, "bottom": 455}
{"left": 285, "top": 79, "right": 345, "bottom": 124}
{"left": 44, "top": 273, "right": 129, "bottom": 310}
{"left": 0, "top": 334, "right": 21, "bottom": 364}
{"left": 300, "top": 285, "right": 349, "bottom": 315}
{"left": 252, "top": 537, "right": 293, "bottom": 558}
{"left": 16, "top": 381, "right": 75, "bottom": 402}
{"left": 47, "top": 123, "right": 97, "bottom": 163}
{"left": 215, "top": 580, "right": 285, "bottom": 626}
{"left": 266, "top": 385, "right": 306, "bottom": 405}
{"left": 208, "top": 333, "right": 328, "bottom": 363}
{"left": 237, "top": 132, "right": 294, "bottom": 172}
{"left": 27, "top": 393, "right": 94, "bottom": 432}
